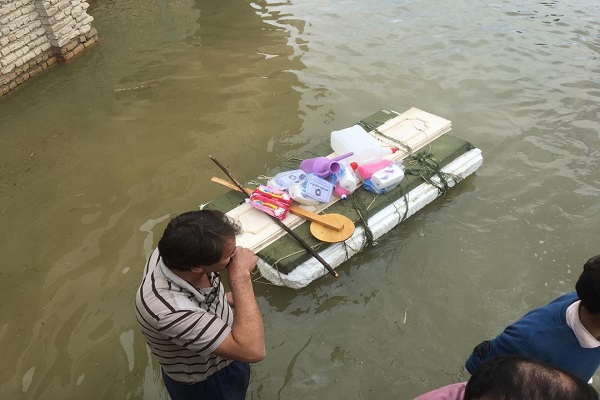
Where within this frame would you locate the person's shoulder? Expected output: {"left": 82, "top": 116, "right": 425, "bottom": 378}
{"left": 504, "top": 293, "right": 575, "bottom": 330}
{"left": 547, "top": 291, "right": 579, "bottom": 307}
{"left": 413, "top": 382, "right": 467, "bottom": 400}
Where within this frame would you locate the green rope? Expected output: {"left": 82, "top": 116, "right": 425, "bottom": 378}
{"left": 404, "top": 150, "right": 461, "bottom": 194}
{"left": 347, "top": 191, "right": 375, "bottom": 249}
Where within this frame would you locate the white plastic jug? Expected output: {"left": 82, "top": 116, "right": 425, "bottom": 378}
{"left": 370, "top": 163, "right": 405, "bottom": 192}
{"left": 330, "top": 125, "right": 392, "bottom": 165}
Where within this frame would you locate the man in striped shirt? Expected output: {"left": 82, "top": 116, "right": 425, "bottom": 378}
{"left": 135, "top": 210, "right": 266, "bottom": 399}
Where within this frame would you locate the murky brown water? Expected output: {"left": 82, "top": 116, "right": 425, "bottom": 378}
{"left": 1, "top": 0, "right": 599, "bottom": 399}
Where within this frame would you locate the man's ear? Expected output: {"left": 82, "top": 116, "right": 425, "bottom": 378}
{"left": 190, "top": 265, "right": 206, "bottom": 273}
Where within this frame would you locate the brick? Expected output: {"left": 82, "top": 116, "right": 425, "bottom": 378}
{"left": 42, "top": 16, "right": 56, "bottom": 25}
{"left": 38, "top": 6, "right": 58, "bottom": 17}
{"left": 56, "top": 36, "right": 70, "bottom": 47}
{"left": 46, "top": 56, "right": 56, "bottom": 66}
{"left": 72, "top": 43, "right": 83, "bottom": 54}
{"left": 65, "top": 40, "right": 77, "bottom": 51}
{"left": 60, "top": 51, "right": 73, "bottom": 61}
{"left": 51, "top": 21, "right": 65, "bottom": 32}
{"left": 79, "top": 24, "right": 91, "bottom": 35}
{"left": 2, "top": 64, "right": 15, "bottom": 74}
{"left": 83, "top": 36, "right": 96, "bottom": 47}
{"left": 9, "top": 41, "right": 21, "bottom": 51}
{"left": 2, "top": 52, "right": 17, "bottom": 65}
{"left": 5, "top": 71, "right": 17, "bottom": 83}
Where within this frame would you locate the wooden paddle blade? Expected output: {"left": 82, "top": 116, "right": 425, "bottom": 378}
{"left": 310, "top": 214, "right": 355, "bottom": 243}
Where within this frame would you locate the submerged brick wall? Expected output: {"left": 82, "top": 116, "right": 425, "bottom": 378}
{"left": 0, "top": 0, "right": 98, "bottom": 98}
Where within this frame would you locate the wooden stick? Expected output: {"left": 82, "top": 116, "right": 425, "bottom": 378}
{"left": 210, "top": 176, "right": 344, "bottom": 231}
{"left": 209, "top": 156, "right": 339, "bottom": 278}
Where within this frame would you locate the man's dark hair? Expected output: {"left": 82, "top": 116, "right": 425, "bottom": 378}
{"left": 158, "top": 210, "right": 241, "bottom": 271}
{"left": 576, "top": 255, "right": 600, "bottom": 314}
{"left": 464, "top": 355, "right": 599, "bottom": 400}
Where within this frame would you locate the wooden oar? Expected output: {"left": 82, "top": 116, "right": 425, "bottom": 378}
{"left": 211, "top": 176, "right": 344, "bottom": 231}
{"left": 210, "top": 156, "right": 341, "bottom": 278}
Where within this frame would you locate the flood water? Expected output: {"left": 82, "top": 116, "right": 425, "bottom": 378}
{"left": 1, "top": 0, "right": 599, "bottom": 399}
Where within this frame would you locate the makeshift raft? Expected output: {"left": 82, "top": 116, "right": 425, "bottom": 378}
{"left": 206, "top": 108, "right": 483, "bottom": 289}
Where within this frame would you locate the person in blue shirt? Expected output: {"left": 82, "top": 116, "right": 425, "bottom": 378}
{"left": 465, "top": 254, "right": 600, "bottom": 383}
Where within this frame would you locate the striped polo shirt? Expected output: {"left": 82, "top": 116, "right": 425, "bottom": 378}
{"left": 135, "top": 248, "right": 234, "bottom": 384}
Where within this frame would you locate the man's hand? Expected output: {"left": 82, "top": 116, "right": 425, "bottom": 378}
{"left": 213, "top": 246, "right": 265, "bottom": 363}
{"left": 227, "top": 247, "right": 258, "bottom": 283}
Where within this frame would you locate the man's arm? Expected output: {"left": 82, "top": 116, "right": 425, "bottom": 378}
{"left": 212, "top": 247, "right": 266, "bottom": 363}
{"left": 465, "top": 323, "right": 533, "bottom": 374}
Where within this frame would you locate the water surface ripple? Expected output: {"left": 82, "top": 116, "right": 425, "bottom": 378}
{"left": 0, "top": 0, "right": 599, "bottom": 399}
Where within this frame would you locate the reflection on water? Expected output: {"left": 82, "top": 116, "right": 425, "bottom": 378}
{"left": 0, "top": 0, "right": 599, "bottom": 399}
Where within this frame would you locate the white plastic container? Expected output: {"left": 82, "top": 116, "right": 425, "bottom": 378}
{"left": 329, "top": 161, "right": 358, "bottom": 199}
{"left": 370, "top": 163, "right": 405, "bottom": 192}
{"left": 331, "top": 125, "right": 394, "bottom": 165}
{"left": 288, "top": 183, "right": 320, "bottom": 206}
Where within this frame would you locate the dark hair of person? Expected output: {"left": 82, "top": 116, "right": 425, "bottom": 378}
{"left": 158, "top": 210, "right": 241, "bottom": 271}
{"left": 576, "top": 255, "right": 600, "bottom": 314}
{"left": 464, "top": 355, "right": 599, "bottom": 400}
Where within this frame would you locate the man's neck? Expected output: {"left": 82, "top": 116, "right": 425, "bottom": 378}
{"left": 171, "top": 269, "right": 209, "bottom": 289}
{"left": 579, "top": 304, "right": 600, "bottom": 339}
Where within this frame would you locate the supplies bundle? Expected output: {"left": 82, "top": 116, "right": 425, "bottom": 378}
{"left": 247, "top": 185, "right": 293, "bottom": 220}
{"left": 267, "top": 153, "right": 360, "bottom": 206}
{"left": 329, "top": 124, "right": 403, "bottom": 194}
{"left": 247, "top": 125, "right": 407, "bottom": 220}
